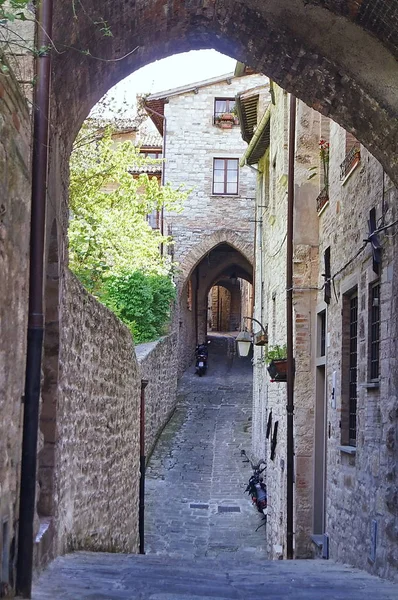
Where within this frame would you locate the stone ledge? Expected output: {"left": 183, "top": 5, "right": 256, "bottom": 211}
{"left": 359, "top": 381, "right": 380, "bottom": 390}
{"left": 339, "top": 445, "right": 356, "bottom": 455}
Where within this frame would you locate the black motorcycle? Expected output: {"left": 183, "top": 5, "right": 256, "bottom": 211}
{"left": 195, "top": 342, "right": 209, "bottom": 376}
{"left": 241, "top": 450, "right": 267, "bottom": 523}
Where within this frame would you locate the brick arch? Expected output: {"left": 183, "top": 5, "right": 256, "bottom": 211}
{"left": 52, "top": 0, "right": 398, "bottom": 184}
{"left": 178, "top": 229, "right": 254, "bottom": 286}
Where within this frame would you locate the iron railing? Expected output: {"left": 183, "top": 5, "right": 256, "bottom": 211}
{"left": 340, "top": 145, "right": 360, "bottom": 180}
{"left": 316, "top": 186, "right": 329, "bottom": 214}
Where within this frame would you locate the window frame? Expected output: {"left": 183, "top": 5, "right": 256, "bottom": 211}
{"left": 341, "top": 288, "right": 358, "bottom": 448}
{"left": 214, "top": 97, "right": 236, "bottom": 121}
{"left": 212, "top": 157, "right": 239, "bottom": 196}
{"left": 369, "top": 281, "right": 380, "bottom": 382}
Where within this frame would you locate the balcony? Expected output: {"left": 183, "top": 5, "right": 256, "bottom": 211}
{"left": 316, "top": 186, "right": 329, "bottom": 215}
{"left": 340, "top": 146, "right": 361, "bottom": 181}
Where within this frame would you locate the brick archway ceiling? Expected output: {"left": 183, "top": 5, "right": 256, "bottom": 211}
{"left": 53, "top": 0, "right": 398, "bottom": 184}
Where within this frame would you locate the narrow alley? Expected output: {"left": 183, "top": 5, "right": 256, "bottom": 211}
{"left": 30, "top": 337, "right": 398, "bottom": 599}
{"left": 145, "top": 334, "right": 265, "bottom": 559}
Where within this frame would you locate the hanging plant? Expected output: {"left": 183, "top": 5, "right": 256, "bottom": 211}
{"left": 308, "top": 139, "right": 330, "bottom": 191}
{"left": 266, "top": 344, "right": 288, "bottom": 382}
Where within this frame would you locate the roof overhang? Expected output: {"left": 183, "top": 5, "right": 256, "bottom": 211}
{"left": 144, "top": 99, "right": 166, "bottom": 136}
{"left": 240, "top": 105, "right": 271, "bottom": 166}
{"left": 235, "top": 92, "right": 260, "bottom": 144}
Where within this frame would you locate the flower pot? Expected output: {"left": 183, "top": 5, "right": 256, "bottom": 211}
{"left": 267, "top": 358, "right": 288, "bottom": 382}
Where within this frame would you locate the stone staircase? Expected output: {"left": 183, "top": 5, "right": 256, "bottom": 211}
{"left": 31, "top": 551, "right": 398, "bottom": 599}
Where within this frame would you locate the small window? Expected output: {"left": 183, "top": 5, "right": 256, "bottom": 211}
{"left": 214, "top": 98, "right": 236, "bottom": 121}
{"left": 324, "top": 247, "right": 331, "bottom": 304}
{"left": 318, "top": 310, "right": 326, "bottom": 357}
{"left": 212, "top": 158, "right": 239, "bottom": 195}
{"left": 369, "top": 282, "right": 380, "bottom": 381}
{"left": 146, "top": 209, "right": 160, "bottom": 230}
{"left": 341, "top": 289, "right": 358, "bottom": 447}
{"left": 143, "top": 152, "right": 161, "bottom": 159}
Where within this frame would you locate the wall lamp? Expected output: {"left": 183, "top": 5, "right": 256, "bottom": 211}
{"left": 236, "top": 316, "right": 268, "bottom": 357}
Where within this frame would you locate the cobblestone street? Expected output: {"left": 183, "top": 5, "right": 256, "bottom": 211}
{"left": 145, "top": 334, "right": 266, "bottom": 559}
{"left": 30, "top": 336, "right": 398, "bottom": 599}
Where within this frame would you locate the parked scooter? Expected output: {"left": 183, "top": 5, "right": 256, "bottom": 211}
{"left": 195, "top": 341, "right": 209, "bottom": 376}
{"left": 241, "top": 450, "right": 267, "bottom": 526}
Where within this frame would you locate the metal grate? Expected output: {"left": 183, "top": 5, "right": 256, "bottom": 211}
{"left": 370, "top": 283, "right": 380, "bottom": 380}
{"left": 190, "top": 503, "right": 209, "bottom": 510}
{"left": 218, "top": 506, "right": 240, "bottom": 513}
{"left": 340, "top": 145, "right": 361, "bottom": 180}
{"left": 349, "top": 294, "right": 358, "bottom": 446}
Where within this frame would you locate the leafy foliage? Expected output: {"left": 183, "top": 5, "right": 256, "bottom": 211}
{"left": 267, "top": 345, "right": 287, "bottom": 361}
{"left": 69, "top": 123, "right": 187, "bottom": 342}
{"left": 0, "top": 0, "right": 29, "bottom": 23}
{"left": 105, "top": 271, "right": 176, "bottom": 343}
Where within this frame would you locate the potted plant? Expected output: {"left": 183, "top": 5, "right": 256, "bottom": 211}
{"left": 215, "top": 113, "right": 234, "bottom": 129}
{"left": 266, "top": 344, "right": 288, "bottom": 382}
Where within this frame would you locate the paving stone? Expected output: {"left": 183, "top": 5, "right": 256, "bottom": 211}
{"left": 31, "top": 337, "right": 398, "bottom": 599}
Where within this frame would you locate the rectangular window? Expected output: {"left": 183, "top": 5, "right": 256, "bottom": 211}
{"left": 214, "top": 98, "right": 236, "bottom": 120}
{"left": 212, "top": 158, "right": 239, "bottom": 195}
{"left": 324, "top": 247, "right": 331, "bottom": 304}
{"left": 370, "top": 282, "right": 380, "bottom": 381}
{"left": 348, "top": 293, "right": 358, "bottom": 446}
{"left": 146, "top": 209, "right": 160, "bottom": 229}
{"left": 143, "top": 151, "right": 161, "bottom": 159}
{"left": 319, "top": 310, "right": 326, "bottom": 357}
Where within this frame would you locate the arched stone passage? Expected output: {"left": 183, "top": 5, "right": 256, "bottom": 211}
{"left": 178, "top": 238, "right": 253, "bottom": 372}
{"left": 178, "top": 229, "right": 254, "bottom": 286}
{"left": 52, "top": 1, "right": 398, "bottom": 183}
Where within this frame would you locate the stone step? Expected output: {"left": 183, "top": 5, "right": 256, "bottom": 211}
{"left": 31, "top": 551, "right": 398, "bottom": 599}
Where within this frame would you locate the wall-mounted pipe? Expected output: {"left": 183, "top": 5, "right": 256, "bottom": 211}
{"left": 16, "top": 0, "right": 54, "bottom": 596}
{"left": 286, "top": 94, "right": 297, "bottom": 560}
{"left": 139, "top": 380, "right": 149, "bottom": 554}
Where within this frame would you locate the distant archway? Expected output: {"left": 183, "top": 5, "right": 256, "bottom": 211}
{"left": 178, "top": 230, "right": 254, "bottom": 286}
{"left": 178, "top": 237, "right": 253, "bottom": 372}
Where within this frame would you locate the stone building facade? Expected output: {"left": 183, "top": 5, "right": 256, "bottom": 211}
{"left": 238, "top": 82, "right": 398, "bottom": 580}
{"left": 0, "top": 66, "right": 32, "bottom": 596}
{"left": 145, "top": 71, "right": 265, "bottom": 370}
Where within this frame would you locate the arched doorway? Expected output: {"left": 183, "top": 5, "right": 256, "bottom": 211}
{"left": 179, "top": 241, "right": 253, "bottom": 373}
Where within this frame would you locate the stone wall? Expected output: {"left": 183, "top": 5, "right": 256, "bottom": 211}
{"left": 318, "top": 124, "right": 398, "bottom": 581}
{"left": 0, "top": 67, "right": 31, "bottom": 593}
{"left": 55, "top": 270, "right": 141, "bottom": 555}
{"left": 163, "top": 74, "right": 264, "bottom": 268}
{"left": 251, "top": 83, "right": 398, "bottom": 580}
{"left": 136, "top": 332, "right": 178, "bottom": 458}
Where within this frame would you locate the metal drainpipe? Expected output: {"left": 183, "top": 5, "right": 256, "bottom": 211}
{"left": 286, "top": 94, "right": 297, "bottom": 560}
{"left": 16, "top": 0, "right": 53, "bottom": 596}
{"left": 139, "top": 380, "right": 149, "bottom": 554}
{"left": 195, "top": 267, "right": 199, "bottom": 345}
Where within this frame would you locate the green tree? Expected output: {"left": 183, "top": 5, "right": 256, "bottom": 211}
{"left": 69, "top": 123, "right": 187, "bottom": 341}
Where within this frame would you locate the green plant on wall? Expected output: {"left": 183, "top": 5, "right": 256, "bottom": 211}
{"left": 267, "top": 344, "right": 287, "bottom": 362}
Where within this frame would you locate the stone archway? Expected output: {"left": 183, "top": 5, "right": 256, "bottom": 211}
{"left": 52, "top": 1, "right": 398, "bottom": 184}
{"left": 178, "top": 229, "right": 254, "bottom": 286}
{"left": 177, "top": 235, "right": 253, "bottom": 373}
